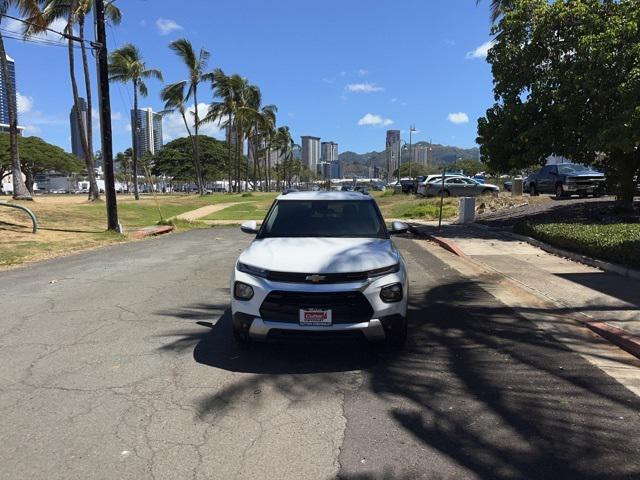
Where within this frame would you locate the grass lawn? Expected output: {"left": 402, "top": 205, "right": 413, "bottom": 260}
{"left": 0, "top": 193, "right": 262, "bottom": 268}
{"left": 202, "top": 195, "right": 276, "bottom": 221}
{"left": 514, "top": 221, "right": 640, "bottom": 268}
{"left": 372, "top": 192, "right": 459, "bottom": 220}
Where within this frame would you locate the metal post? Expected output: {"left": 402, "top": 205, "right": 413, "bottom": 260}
{"left": 438, "top": 167, "right": 446, "bottom": 231}
{"left": 94, "top": 0, "right": 120, "bottom": 232}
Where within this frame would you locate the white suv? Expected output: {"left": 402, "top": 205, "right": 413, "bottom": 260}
{"left": 231, "top": 191, "right": 409, "bottom": 349}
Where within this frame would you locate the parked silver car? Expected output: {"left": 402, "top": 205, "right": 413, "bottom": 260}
{"left": 422, "top": 175, "right": 500, "bottom": 197}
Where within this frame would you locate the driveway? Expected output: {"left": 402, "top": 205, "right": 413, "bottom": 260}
{"left": 1, "top": 228, "right": 639, "bottom": 479}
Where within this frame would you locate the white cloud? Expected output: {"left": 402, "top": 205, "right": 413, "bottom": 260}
{"left": 111, "top": 111, "right": 123, "bottom": 121}
{"left": 357, "top": 113, "right": 393, "bottom": 127}
{"left": 16, "top": 92, "right": 33, "bottom": 114}
{"left": 466, "top": 40, "right": 495, "bottom": 59}
{"left": 358, "top": 69, "right": 369, "bottom": 76}
{"left": 156, "top": 18, "right": 183, "bottom": 35}
{"left": 23, "top": 125, "right": 41, "bottom": 135}
{"left": 162, "top": 103, "right": 226, "bottom": 141}
{"left": 447, "top": 112, "right": 470, "bottom": 124}
{"left": 4, "top": 17, "right": 69, "bottom": 46}
{"left": 346, "top": 83, "right": 384, "bottom": 94}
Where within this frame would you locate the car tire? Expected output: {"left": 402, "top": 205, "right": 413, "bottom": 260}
{"left": 555, "top": 184, "right": 566, "bottom": 199}
{"left": 438, "top": 189, "right": 450, "bottom": 197}
{"left": 482, "top": 188, "right": 497, "bottom": 197}
{"left": 384, "top": 317, "right": 408, "bottom": 351}
{"left": 529, "top": 184, "right": 538, "bottom": 196}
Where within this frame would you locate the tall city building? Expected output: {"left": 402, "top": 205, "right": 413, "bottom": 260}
{"left": 321, "top": 141, "right": 338, "bottom": 163}
{"left": 0, "top": 54, "right": 16, "bottom": 125}
{"left": 301, "top": 136, "right": 321, "bottom": 170}
{"left": 412, "top": 145, "right": 429, "bottom": 166}
{"left": 70, "top": 97, "right": 90, "bottom": 160}
{"left": 131, "top": 108, "right": 163, "bottom": 158}
{"left": 386, "top": 130, "right": 401, "bottom": 179}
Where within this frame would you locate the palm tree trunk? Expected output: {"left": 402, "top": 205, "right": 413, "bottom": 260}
{"left": 78, "top": 15, "right": 99, "bottom": 201}
{"left": 66, "top": 6, "right": 96, "bottom": 202}
{"left": 0, "top": 32, "right": 30, "bottom": 200}
{"left": 192, "top": 84, "right": 204, "bottom": 194}
{"left": 131, "top": 80, "right": 140, "bottom": 200}
{"left": 180, "top": 110, "right": 200, "bottom": 188}
{"left": 266, "top": 140, "right": 272, "bottom": 192}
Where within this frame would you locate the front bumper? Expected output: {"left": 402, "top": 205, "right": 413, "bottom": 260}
{"left": 231, "top": 269, "right": 408, "bottom": 342}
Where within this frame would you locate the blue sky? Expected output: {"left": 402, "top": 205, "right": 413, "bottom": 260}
{"left": 6, "top": 0, "right": 495, "bottom": 155}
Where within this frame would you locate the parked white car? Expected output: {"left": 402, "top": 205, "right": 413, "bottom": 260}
{"left": 421, "top": 175, "right": 500, "bottom": 197}
{"left": 231, "top": 191, "right": 409, "bottom": 349}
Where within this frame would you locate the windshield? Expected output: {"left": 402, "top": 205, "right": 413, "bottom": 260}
{"left": 557, "top": 164, "right": 596, "bottom": 174}
{"left": 259, "top": 200, "right": 387, "bottom": 239}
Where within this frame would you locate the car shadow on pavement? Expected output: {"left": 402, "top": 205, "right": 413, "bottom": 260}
{"left": 362, "top": 278, "right": 640, "bottom": 480}
{"left": 189, "top": 308, "right": 382, "bottom": 375}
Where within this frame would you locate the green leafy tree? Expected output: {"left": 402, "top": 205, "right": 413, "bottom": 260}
{"left": 476, "top": 0, "right": 514, "bottom": 23}
{"left": 477, "top": 0, "right": 640, "bottom": 210}
{"left": 108, "top": 43, "right": 162, "bottom": 200}
{"left": 0, "top": 134, "right": 83, "bottom": 194}
{"left": 151, "top": 135, "right": 229, "bottom": 185}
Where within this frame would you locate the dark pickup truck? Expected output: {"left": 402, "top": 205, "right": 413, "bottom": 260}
{"left": 525, "top": 164, "right": 605, "bottom": 198}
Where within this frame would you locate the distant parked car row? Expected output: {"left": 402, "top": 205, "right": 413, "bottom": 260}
{"left": 417, "top": 175, "right": 500, "bottom": 197}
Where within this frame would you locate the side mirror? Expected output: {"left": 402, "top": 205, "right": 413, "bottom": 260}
{"left": 240, "top": 220, "right": 259, "bottom": 234}
{"left": 389, "top": 221, "right": 409, "bottom": 235}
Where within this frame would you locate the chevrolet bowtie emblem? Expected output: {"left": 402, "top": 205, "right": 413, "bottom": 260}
{"left": 305, "top": 274, "right": 326, "bottom": 283}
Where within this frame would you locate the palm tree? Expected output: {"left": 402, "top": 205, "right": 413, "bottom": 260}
{"left": 274, "top": 126, "right": 294, "bottom": 189}
{"left": 160, "top": 81, "right": 202, "bottom": 187}
{"left": 164, "top": 38, "right": 212, "bottom": 195}
{"left": 0, "top": 0, "right": 43, "bottom": 200}
{"left": 24, "top": 0, "right": 121, "bottom": 200}
{"left": 203, "top": 69, "right": 235, "bottom": 192}
{"left": 108, "top": 43, "right": 162, "bottom": 200}
{"left": 476, "top": 0, "right": 513, "bottom": 24}
{"left": 257, "top": 105, "right": 277, "bottom": 191}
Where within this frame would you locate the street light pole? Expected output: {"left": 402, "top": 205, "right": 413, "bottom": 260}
{"left": 94, "top": 0, "right": 119, "bottom": 232}
{"left": 409, "top": 124, "right": 416, "bottom": 179}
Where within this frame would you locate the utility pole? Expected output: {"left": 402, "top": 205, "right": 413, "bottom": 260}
{"left": 94, "top": 0, "right": 120, "bottom": 232}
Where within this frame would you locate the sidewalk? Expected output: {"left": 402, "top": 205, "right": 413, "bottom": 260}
{"left": 413, "top": 223, "right": 640, "bottom": 349}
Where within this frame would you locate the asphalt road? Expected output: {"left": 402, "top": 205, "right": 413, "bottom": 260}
{"left": 1, "top": 228, "right": 639, "bottom": 480}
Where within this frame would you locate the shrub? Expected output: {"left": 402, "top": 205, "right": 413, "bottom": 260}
{"left": 514, "top": 221, "right": 640, "bottom": 268}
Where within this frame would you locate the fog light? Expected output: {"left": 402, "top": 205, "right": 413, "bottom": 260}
{"left": 380, "top": 283, "right": 403, "bottom": 303}
{"left": 234, "top": 281, "right": 254, "bottom": 300}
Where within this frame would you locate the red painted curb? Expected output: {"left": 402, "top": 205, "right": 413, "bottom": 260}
{"left": 426, "top": 234, "right": 466, "bottom": 257}
{"left": 131, "top": 225, "right": 174, "bottom": 240}
{"left": 581, "top": 320, "right": 640, "bottom": 360}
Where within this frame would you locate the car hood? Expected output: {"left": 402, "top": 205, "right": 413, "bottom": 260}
{"left": 238, "top": 237, "right": 400, "bottom": 273}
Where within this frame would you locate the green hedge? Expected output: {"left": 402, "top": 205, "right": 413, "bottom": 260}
{"left": 514, "top": 221, "right": 640, "bottom": 268}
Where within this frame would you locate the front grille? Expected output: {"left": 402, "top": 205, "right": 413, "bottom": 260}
{"left": 259, "top": 291, "right": 374, "bottom": 324}
{"left": 266, "top": 271, "right": 369, "bottom": 283}
{"left": 265, "top": 264, "right": 398, "bottom": 284}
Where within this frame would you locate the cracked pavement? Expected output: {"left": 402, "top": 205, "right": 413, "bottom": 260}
{"left": 1, "top": 228, "right": 639, "bottom": 479}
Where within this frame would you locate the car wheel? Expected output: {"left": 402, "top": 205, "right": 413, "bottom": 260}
{"left": 384, "top": 317, "right": 408, "bottom": 351}
{"left": 482, "top": 188, "right": 497, "bottom": 197}
{"left": 438, "top": 189, "right": 450, "bottom": 197}
{"left": 555, "top": 184, "right": 566, "bottom": 199}
{"left": 529, "top": 184, "right": 538, "bottom": 196}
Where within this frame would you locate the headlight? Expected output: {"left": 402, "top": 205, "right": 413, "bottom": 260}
{"left": 368, "top": 263, "right": 400, "bottom": 278}
{"left": 237, "top": 261, "right": 268, "bottom": 278}
{"left": 380, "top": 283, "right": 403, "bottom": 303}
{"left": 234, "top": 281, "right": 254, "bottom": 300}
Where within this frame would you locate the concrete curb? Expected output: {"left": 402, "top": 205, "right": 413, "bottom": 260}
{"left": 130, "top": 225, "right": 174, "bottom": 240}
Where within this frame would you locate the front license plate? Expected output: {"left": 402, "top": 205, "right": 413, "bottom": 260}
{"left": 299, "top": 309, "right": 332, "bottom": 326}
